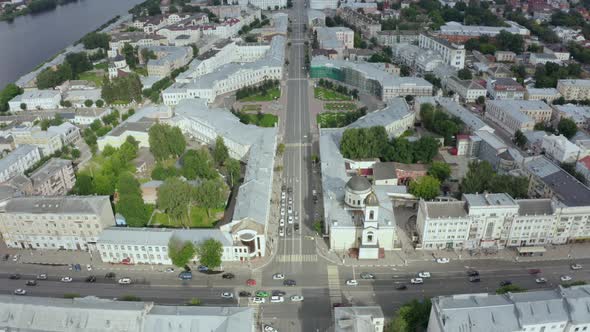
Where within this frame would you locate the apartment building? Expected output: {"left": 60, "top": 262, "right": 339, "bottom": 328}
{"left": 336, "top": 7, "right": 381, "bottom": 38}
{"left": 108, "top": 32, "right": 167, "bottom": 56}
{"left": 543, "top": 44, "right": 570, "bottom": 61}
{"left": 310, "top": 0, "right": 338, "bottom": 9}
{"left": 0, "top": 196, "right": 115, "bottom": 251}
{"left": 377, "top": 30, "right": 420, "bottom": 46}
{"left": 47, "top": 122, "right": 81, "bottom": 146}
{"left": 72, "top": 108, "right": 114, "bottom": 125}
{"left": 525, "top": 87, "right": 561, "bottom": 103}
{"left": 418, "top": 33, "right": 465, "bottom": 69}
{"left": 8, "top": 89, "right": 61, "bottom": 112}
{"left": 10, "top": 126, "right": 63, "bottom": 157}
{"left": 445, "top": 77, "right": 486, "bottom": 103}
{"left": 551, "top": 104, "right": 590, "bottom": 129}
{"left": 438, "top": 21, "right": 530, "bottom": 43}
{"left": 28, "top": 158, "right": 75, "bottom": 196}
{"left": 557, "top": 79, "right": 590, "bottom": 101}
{"left": 485, "top": 100, "right": 552, "bottom": 134}
{"left": 487, "top": 77, "right": 526, "bottom": 100}
{"left": 530, "top": 52, "right": 561, "bottom": 65}
{"left": 494, "top": 50, "right": 516, "bottom": 62}
{"left": 314, "top": 27, "right": 354, "bottom": 53}
{"left": 144, "top": 46, "right": 193, "bottom": 77}
{"left": 428, "top": 286, "right": 590, "bottom": 332}
{"left": 542, "top": 134, "right": 582, "bottom": 163}
{"left": 347, "top": 98, "right": 415, "bottom": 138}
{"left": 0, "top": 145, "right": 41, "bottom": 183}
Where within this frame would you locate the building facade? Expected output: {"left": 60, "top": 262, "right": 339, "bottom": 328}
{"left": 0, "top": 145, "right": 41, "bottom": 183}
{"left": 8, "top": 89, "right": 61, "bottom": 112}
{"left": 29, "top": 158, "right": 75, "bottom": 196}
{"left": 418, "top": 33, "right": 465, "bottom": 70}
{"left": 557, "top": 79, "right": 590, "bottom": 101}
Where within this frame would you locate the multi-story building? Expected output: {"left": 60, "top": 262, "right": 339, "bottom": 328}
{"left": 541, "top": 134, "right": 582, "bottom": 163}
{"left": 0, "top": 196, "right": 115, "bottom": 250}
{"left": 551, "top": 104, "right": 590, "bottom": 129}
{"left": 10, "top": 126, "right": 63, "bottom": 156}
{"left": 347, "top": 98, "right": 415, "bottom": 138}
{"left": 98, "top": 227, "right": 250, "bottom": 264}
{"left": 336, "top": 7, "right": 381, "bottom": 38}
{"left": 108, "top": 32, "right": 167, "bottom": 56}
{"left": 310, "top": 0, "right": 338, "bottom": 9}
{"left": 47, "top": 122, "right": 81, "bottom": 146}
{"left": 144, "top": 46, "right": 193, "bottom": 77}
{"left": 486, "top": 77, "right": 526, "bottom": 100}
{"left": 335, "top": 307, "right": 385, "bottom": 332}
{"left": 311, "top": 57, "right": 433, "bottom": 101}
{"left": 494, "top": 50, "right": 516, "bottom": 62}
{"left": 8, "top": 89, "right": 61, "bottom": 112}
{"left": 557, "top": 79, "right": 590, "bottom": 101}
{"left": 377, "top": 30, "right": 420, "bottom": 46}
{"left": 418, "top": 33, "right": 465, "bottom": 69}
{"left": 485, "top": 100, "right": 552, "bottom": 134}
{"left": 543, "top": 44, "right": 571, "bottom": 61}
{"left": 237, "top": 0, "right": 286, "bottom": 9}
{"left": 0, "top": 145, "right": 40, "bottom": 183}
{"left": 72, "top": 108, "right": 114, "bottom": 125}
{"left": 438, "top": 21, "right": 530, "bottom": 43}
{"left": 530, "top": 52, "right": 561, "bottom": 65}
{"left": 525, "top": 87, "right": 561, "bottom": 103}
{"left": 315, "top": 27, "right": 354, "bottom": 53}
{"left": 28, "top": 158, "right": 75, "bottom": 196}
{"left": 428, "top": 286, "right": 590, "bottom": 332}
{"left": 445, "top": 77, "right": 486, "bottom": 103}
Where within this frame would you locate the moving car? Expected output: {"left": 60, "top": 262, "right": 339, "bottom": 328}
{"left": 273, "top": 273, "right": 285, "bottom": 280}
{"left": 60, "top": 277, "right": 73, "bottom": 283}
{"left": 290, "top": 295, "right": 304, "bottom": 302}
{"left": 466, "top": 270, "right": 479, "bottom": 277}
{"left": 197, "top": 265, "right": 209, "bottom": 272}
{"left": 346, "top": 279, "right": 358, "bottom": 286}
{"left": 500, "top": 280, "right": 512, "bottom": 286}
{"left": 528, "top": 269, "right": 541, "bottom": 275}
{"left": 571, "top": 264, "right": 583, "bottom": 270}
{"left": 12, "top": 255, "right": 18, "bottom": 262}
{"left": 360, "top": 272, "right": 375, "bottom": 279}
{"left": 118, "top": 278, "right": 132, "bottom": 284}
{"left": 86, "top": 264, "right": 92, "bottom": 271}
{"left": 395, "top": 284, "right": 407, "bottom": 290}
{"left": 239, "top": 291, "right": 251, "bottom": 297}
{"left": 221, "top": 292, "right": 234, "bottom": 299}
{"left": 25, "top": 280, "right": 37, "bottom": 286}
{"left": 255, "top": 291, "right": 270, "bottom": 298}
{"left": 165, "top": 268, "right": 175, "bottom": 273}
{"left": 264, "top": 325, "right": 277, "bottom": 332}
{"left": 561, "top": 275, "right": 573, "bottom": 282}
{"left": 436, "top": 258, "right": 450, "bottom": 264}
{"left": 270, "top": 296, "right": 284, "bottom": 303}
{"left": 283, "top": 279, "right": 296, "bottom": 286}
{"left": 410, "top": 278, "right": 424, "bottom": 284}
{"left": 279, "top": 219, "right": 285, "bottom": 227}
{"left": 179, "top": 271, "right": 193, "bottom": 280}
{"left": 36, "top": 274, "right": 47, "bottom": 280}
{"left": 469, "top": 276, "right": 481, "bottom": 282}
{"left": 9, "top": 274, "right": 21, "bottom": 280}
{"left": 252, "top": 297, "right": 266, "bottom": 304}
{"left": 247, "top": 279, "right": 257, "bottom": 286}
{"left": 14, "top": 289, "right": 26, "bottom": 296}
{"left": 85, "top": 276, "right": 97, "bottom": 283}
{"left": 105, "top": 272, "right": 116, "bottom": 279}
{"left": 418, "top": 272, "right": 431, "bottom": 278}
{"left": 535, "top": 278, "right": 547, "bottom": 284}
{"left": 222, "top": 273, "right": 235, "bottom": 279}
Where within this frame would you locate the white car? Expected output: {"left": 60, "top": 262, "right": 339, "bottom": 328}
{"left": 280, "top": 208, "right": 285, "bottom": 216}
{"left": 281, "top": 192, "right": 286, "bottom": 199}
{"left": 535, "top": 278, "right": 547, "bottom": 284}
{"left": 410, "top": 278, "right": 424, "bottom": 284}
{"left": 270, "top": 296, "right": 284, "bottom": 303}
{"left": 418, "top": 272, "right": 431, "bottom": 278}
{"left": 571, "top": 264, "right": 583, "bottom": 270}
{"left": 288, "top": 216, "right": 293, "bottom": 224}
{"left": 290, "top": 295, "right": 304, "bottom": 302}
{"left": 165, "top": 268, "right": 175, "bottom": 273}
{"left": 252, "top": 297, "right": 266, "bottom": 304}
{"left": 287, "top": 206, "right": 293, "bottom": 214}
{"left": 346, "top": 279, "right": 358, "bottom": 286}
{"left": 436, "top": 258, "right": 450, "bottom": 264}
{"left": 264, "top": 325, "right": 277, "bottom": 332}
{"left": 561, "top": 275, "right": 573, "bottom": 282}
{"left": 118, "top": 278, "right": 132, "bottom": 284}
{"left": 12, "top": 255, "right": 18, "bottom": 262}
{"left": 14, "top": 288, "right": 26, "bottom": 295}
{"left": 279, "top": 228, "right": 285, "bottom": 237}
{"left": 86, "top": 264, "right": 92, "bottom": 271}
{"left": 279, "top": 219, "right": 285, "bottom": 227}
{"left": 221, "top": 292, "right": 234, "bottom": 299}
{"left": 60, "top": 277, "right": 73, "bottom": 283}
{"left": 273, "top": 273, "right": 285, "bottom": 280}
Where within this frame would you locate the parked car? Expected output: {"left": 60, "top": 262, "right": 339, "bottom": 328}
{"left": 85, "top": 275, "right": 97, "bottom": 283}
{"left": 294, "top": 223, "right": 300, "bottom": 231}
{"left": 288, "top": 216, "right": 293, "bottom": 224}
{"left": 279, "top": 219, "right": 285, "bottom": 227}
{"left": 74, "top": 264, "right": 81, "bottom": 271}
{"left": 9, "top": 274, "right": 21, "bottom": 280}
{"left": 222, "top": 273, "right": 235, "bottom": 279}
{"left": 273, "top": 273, "right": 285, "bottom": 280}
{"left": 252, "top": 297, "right": 266, "bottom": 304}
{"left": 272, "top": 290, "right": 286, "bottom": 296}
{"left": 60, "top": 277, "right": 73, "bottom": 283}
{"left": 246, "top": 279, "right": 257, "bottom": 286}
{"left": 179, "top": 271, "right": 193, "bottom": 280}
{"left": 255, "top": 291, "right": 270, "bottom": 298}
{"left": 535, "top": 278, "right": 547, "bottom": 284}
{"left": 105, "top": 272, "right": 116, "bottom": 279}
{"left": 36, "top": 274, "right": 47, "bottom": 280}
{"left": 197, "top": 265, "right": 209, "bottom": 272}
{"left": 239, "top": 291, "right": 251, "bottom": 297}
{"left": 395, "top": 284, "right": 407, "bottom": 290}
{"left": 571, "top": 264, "right": 583, "bottom": 270}
{"left": 2, "top": 254, "right": 9, "bottom": 261}
{"left": 528, "top": 269, "right": 541, "bottom": 275}
{"left": 118, "top": 278, "right": 132, "bottom": 284}
{"left": 283, "top": 279, "right": 296, "bottom": 286}
{"left": 410, "top": 278, "right": 424, "bottom": 284}
{"left": 221, "top": 292, "right": 234, "bottom": 299}
{"left": 360, "top": 272, "right": 375, "bottom": 279}
{"left": 25, "top": 280, "right": 37, "bottom": 286}
{"left": 418, "top": 272, "right": 431, "bottom": 278}
{"left": 165, "top": 268, "right": 175, "bottom": 273}
{"left": 86, "top": 264, "right": 92, "bottom": 271}
{"left": 264, "top": 325, "right": 277, "bottom": 332}
{"left": 290, "top": 295, "right": 304, "bottom": 302}
{"left": 436, "top": 258, "right": 450, "bottom": 264}
{"left": 561, "top": 275, "right": 573, "bottom": 282}
{"left": 12, "top": 255, "right": 18, "bottom": 262}
{"left": 13, "top": 289, "right": 26, "bottom": 296}
{"left": 346, "top": 279, "right": 358, "bottom": 286}
{"left": 279, "top": 227, "right": 284, "bottom": 237}
{"left": 500, "top": 280, "right": 512, "bottom": 286}
{"left": 270, "top": 296, "right": 284, "bottom": 303}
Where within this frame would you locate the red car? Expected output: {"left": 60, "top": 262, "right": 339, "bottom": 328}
{"left": 528, "top": 269, "right": 541, "bottom": 275}
{"left": 246, "top": 279, "right": 256, "bottom": 286}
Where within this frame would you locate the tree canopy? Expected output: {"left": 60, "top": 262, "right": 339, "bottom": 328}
{"left": 197, "top": 238, "right": 223, "bottom": 269}
{"left": 428, "top": 161, "right": 451, "bottom": 182}
{"left": 181, "top": 149, "right": 218, "bottom": 180}
{"left": 168, "top": 237, "right": 195, "bottom": 268}
{"left": 409, "top": 175, "right": 441, "bottom": 200}
{"left": 157, "top": 177, "right": 193, "bottom": 221}
{"left": 115, "top": 170, "right": 150, "bottom": 227}
{"left": 0, "top": 84, "right": 23, "bottom": 112}
{"left": 388, "top": 299, "right": 431, "bottom": 332}
{"left": 81, "top": 32, "right": 110, "bottom": 49}
{"left": 213, "top": 136, "right": 229, "bottom": 166}
{"left": 557, "top": 118, "right": 578, "bottom": 139}
{"left": 148, "top": 123, "right": 186, "bottom": 161}
{"left": 420, "top": 103, "right": 463, "bottom": 145}
{"left": 101, "top": 74, "right": 143, "bottom": 104}
{"left": 461, "top": 161, "right": 529, "bottom": 198}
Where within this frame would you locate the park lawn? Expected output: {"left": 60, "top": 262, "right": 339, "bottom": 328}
{"left": 78, "top": 71, "right": 105, "bottom": 86}
{"left": 243, "top": 113, "right": 278, "bottom": 127}
{"left": 317, "top": 112, "right": 349, "bottom": 128}
{"left": 241, "top": 104, "right": 262, "bottom": 112}
{"left": 240, "top": 87, "right": 280, "bottom": 102}
{"left": 152, "top": 207, "right": 223, "bottom": 228}
{"left": 324, "top": 102, "right": 356, "bottom": 111}
{"left": 314, "top": 87, "right": 349, "bottom": 101}
{"left": 93, "top": 62, "right": 108, "bottom": 70}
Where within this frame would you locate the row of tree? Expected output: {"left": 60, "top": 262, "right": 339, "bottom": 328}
{"left": 339, "top": 126, "right": 440, "bottom": 164}
{"left": 168, "top": 236, "right": 223, "bottom": 269}
{"left": 317, "top": 79, "right": 359, "bottom": 100}
{"left": 235, "top": 79, "right": 280, "bottom": 100}
{"left": 464, "top": 31, "right": 525, "bottom": 55}
{"left": 461, "top": 161, "right": 529, "bottom": 199}
{"left": 36, "top": 52, "right": 93, "bottom": 89}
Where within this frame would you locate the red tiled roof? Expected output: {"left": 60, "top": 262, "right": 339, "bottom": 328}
{"left": 580, "top": 156, "right": 590, "bottom": 170}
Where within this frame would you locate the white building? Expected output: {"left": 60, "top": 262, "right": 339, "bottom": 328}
{"left": 525, "top": 87, "right": 561, "bottom": 103}
{"left": 428, "top": 286, "right": 590, "bottom": 332}
{"left": 310, "top": 0, "right": 338, "bottom": 9}
{"left": 0, "top": 145, "right": 41, "bottom": 183}
{"left": 97, "top": 122, "right": 152, "bottom": 151}
{"left": 557, "top": 79, "right": 590, "bottom": 101}
{"left": 62, "top": 88, "right": 102, "bottom": 108}
{"left": 438, "top": 21, "right": 530, "bottom": 38}
{"left": 238, "top": 0, "right": 286, "bottom": 9}
{"left": 486, "top": 77, "right": 526, "bottom": 100}
{"left": 8, "top": 89, "right": 61, "bottom": 112}
{"left": 72, "top": 108, "right": 114, "bottom": 125}
{"left": 315, "top": 27, "right": 354, "bottom": 54}
{"left": 418, "top": 33, "right": 465, "bottom": 70}
{"left": 334, "top": 306, "right": 385, "bottom": 332}
{"left": 347, "top": 98, "right": 415, "bottom": 138}
{"left": 446, "top": 77, "right": 486, "bottom": 103}
{"left": 530, "top": 52, "right": 561, "bottom": 65}
{"left": 144, "top": 45, "right": 193, "bottom": 77}
{"left": 485, "top": 100, "right": 552, "bottom": 135}
{"left": 0, "top": 196, "right": 115, "bottom": 251}
{"left": 542, "top": 134, "right": 582, "bottom": 163}
{"left": 10, "top": 126, "right": 63, "bottom": 157}
{"left": 47, "top": 122, "right": 81, "bottom": 146}
{"left": 551, "top": 104, "right": 590, "bottom": 129}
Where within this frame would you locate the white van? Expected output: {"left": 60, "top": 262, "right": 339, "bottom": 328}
{"left": 270, "top": 296, "right": 284, "bottom": 303}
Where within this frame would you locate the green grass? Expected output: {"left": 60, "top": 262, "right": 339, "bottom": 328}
{"left": 324, "top": 102, "right": 356, "bottom": 111}
{"left": 241, "top": 104, "right": 262, "bottom": 112}
{"left": 239, "top": 87, "right": 280, "bottom": 102}
{"left": 314, "top": 87, "right": 350, "bottom": 101}
{"left": 78, "top": 71, "right": 105, "bottom": 86}
{"left": 133, "top": 67, "right": 148, "bottom": 77}
{"left": 152, "top": 206, "right": 223, "bottom": 228}
{"left": 317, "top": 112, "right": 349, "bottom": 128}
{"left": 242, "top": 113, "right": 278, "bottom": 127}
{"left": 93, "top": 63, "right": 108, "bottom": 70}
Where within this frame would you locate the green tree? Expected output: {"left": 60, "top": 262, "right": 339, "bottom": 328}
{"left": 413, "top": 137, "right": 439, "bottom": 163}
{"left": 122, "top": 43, "right": 139, "bottom": 69}
{"left": 461, "top": 160, "right": 494, "bottom": 194}
{"left": 457, "top": 68, "right": 473, "bottom": 80}
{"left": 558, "top": 118, "right": 578, "bottom": 139}
{"left": 182, "top": 149, "right": 217, "bottom": 180}
{"left": 277, "top": 143, "right": 285, "bottom": 155}
{"left": 213, "top": 136, "right": 229, "bottom": 166}
{"left": 168, "top": 237, "right": 196, "bottom": 267}
{"left": 496, "top": 284, "right": 526, "bottom": 294}
{"left": 514, "top": 129, "right": 527, "bottom": 148}
{"left": 476, "top": 96, "right": 485, "bottom": 104}
{"left": 197, "top": 238, "right": 223, "bottom": 269}
{"left": 65, "top": 52, "right": 92, "bottom": 77}
{"left": 95, "top": 99, "right": 104, "bottom": 107}
{"left": 0, "top": 83, "right": 23, "bottom": 112}
{"left": 157, "top": 178, "right": 192, "bottom": 221}
{"left": 488, "top": 175, "right": 529, "bottom": 199}
{"left": 428, "top": 161, "right": 451, "bottom": 182}
{"left": 73, "top": 173, "right": 94, "bottom": 195}
{"left": 409, "top": 175, "right": 440, "bottom": 200}
{"left": 84, "top": 99, "right": 93, "bottom": 107}
{"left": 388, "top": 299, "right": 431, "bottom": 332}
{"left": 224, "top": 158, "right": 241, "bottom": 187}
{"left": 148, "top": 123, "right": 187, "bottom": 160}
{"left": 194, "top": 179, "right": 227, "bottom": 216}
{"left": 82, "top": 32, "right": 110, "bottom": 49}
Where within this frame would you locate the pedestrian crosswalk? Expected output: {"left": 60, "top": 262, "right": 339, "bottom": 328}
{"left": 276, "top": 254, "right": 318, "bottom": 262}
{"left": 327, "top": 265, "right": 342, "bottom": 305}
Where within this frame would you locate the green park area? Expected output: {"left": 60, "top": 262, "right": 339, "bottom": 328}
{"left": 239, "top": 87, "right": 281, "bottom": 102}
{"left": 241, "top": 104, "right": 263, "bottom": 112}
{"left": 317, "top": 112, "right": 350, "bottom": 128}
{"left": 152, "top": 206, "right": 224, "bottom": 228}
{"left": 314, "top": 87, "right": 350, "bottom": 101}
{"left": 324, "top": 102, "right": 356, "bottom": 111}
{"left": 241, "top": 112, "right": 278, "bottom": 127}
{"left": 78, "top": 71, "right": 105, "bottom": 86}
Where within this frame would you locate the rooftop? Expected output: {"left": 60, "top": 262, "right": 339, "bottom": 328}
{"left": 0, "top": 145, "right": 38, "bottom": 174}
{"left": 423, "top": 201, "right": 467, "bottom": 218}
{"left": 516, "top": 199, "right": 554, "bottom": 215}
{"left": 29, "top": 158, "right": 72, "bottom": 185}
{"left": 346, "top": 98, "right": 412, "bottom": 134}
{"left": 4, "top": 195, "right": 111, "bottom": 216}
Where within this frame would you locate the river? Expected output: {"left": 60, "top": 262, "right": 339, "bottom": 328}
{"left": 0, "top": 0, "right": 144, "bottom": 88}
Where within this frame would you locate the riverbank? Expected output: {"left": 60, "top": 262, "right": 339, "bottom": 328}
{"left": 0, "top": 0, "right": 80, "bottom": 22}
